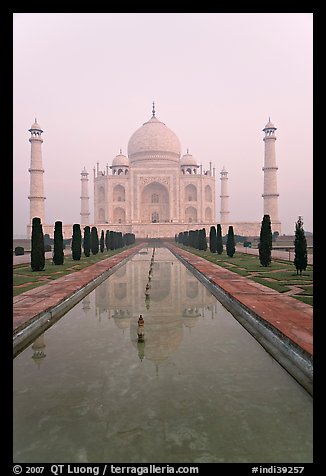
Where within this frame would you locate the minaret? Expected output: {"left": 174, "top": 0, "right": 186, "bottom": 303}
{"left": 28, "top": 119, "right": 45, "bottom": 225}
{"left": 262, "top": 119, "right": 281, "bottom": 232}
{"left": 80, "top": 166, "right": 90, "bottom": 225}
{"left": 220, "top": 166, "right": 230, "bottom": 224}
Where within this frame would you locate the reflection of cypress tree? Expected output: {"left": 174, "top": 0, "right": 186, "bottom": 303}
{"left": 72, "top": 223, "right": 82, "bottom": 260}
{"left": 83, "top": 226, "right": 91, "bottom": 257}
{"left": 258, "top": 215, "right": 272, "bottom": 267}
{"left": 91, "top": 226, "right": 99, "bottom": 255}
{"left": 294, "top": 216, "right": 308, "bottom": 275}
{"left": 31, "top": 217, "right": 45, "bottom": 271}
{"left": 226, "top": 225, "right": 235, "bottom": 258}
{"left": 53, "top": 221, "right": 64, "bottom": 265}
{"left": 216, "top": 224, "right": 223, "bottom": 255}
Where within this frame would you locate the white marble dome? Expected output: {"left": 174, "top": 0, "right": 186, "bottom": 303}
{"left": 112, "top": 151, "right": 129, "bottom": 167}
{"left": 263, "top": 120, "right": 276, "bottom": 130}
{"left": 29, "top": 120, "right": 43, "bottom": 131}
{"left": 180, "top": 152, "right": 197, "bottom": 166}
{"left": 127, "top": 115, "right": 181, "bottom": 163}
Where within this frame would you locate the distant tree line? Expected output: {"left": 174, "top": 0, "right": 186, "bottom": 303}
{"left": 175, "top": 224, "right": 236, "bottom": 257}
{"left": 29, "top": 218, "right": 136, "bottom": 271}
{"left": 175, "top": 216, "right": 308, "bottom": 269}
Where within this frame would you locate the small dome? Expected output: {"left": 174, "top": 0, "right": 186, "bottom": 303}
{"left": 263, "top": 119, "right": 276, "bottom": 130}
{"left": 180, "top": 152, "right": 197, "bottom": 167}
{"left": 112, "top": 151, "right": 129, "bottom": 167}
{"left": 29, "top": 119, "right": 43, "bottom": 131}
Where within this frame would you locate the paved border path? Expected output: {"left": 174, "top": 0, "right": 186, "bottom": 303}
{"left": 166, "top": 243, "right": 313, "bottom": 357}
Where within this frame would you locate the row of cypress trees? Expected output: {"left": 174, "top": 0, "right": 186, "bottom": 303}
{"left": 175, "top": 214, "right": 308, "bottom": 274}
{"left": 30, "top": 217, "right": 135, "bottom": 272}
{"left": 258, "top": 214, "right": 307, "bottom": 274}
{"left": 176, "top": 224, "right": 236, "bottom": 257}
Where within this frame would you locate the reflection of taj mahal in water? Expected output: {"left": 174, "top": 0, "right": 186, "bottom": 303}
{"left": 33, "top": 248, "right": 218, "bottom": 369}
{"left": 27, "top": 104, "right": 281, "bottom": 238}
{"left": 91, "top": 248, "right": 217, "bottom": 367}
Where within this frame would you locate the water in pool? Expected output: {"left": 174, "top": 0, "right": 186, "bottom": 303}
{"left": 13, "top": 247, "right": 313, "bottom": 463}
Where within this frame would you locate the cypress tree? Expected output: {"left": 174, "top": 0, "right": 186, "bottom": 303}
{"left": 100, "top": 229, "right": 105, "bottom": 253}
{"left": 83, "top": 226, "right": 91, "bottom": 257}
{"left": 71, "top": 223, "right": 82, "bottom": 260}
{"left": 194, "top": 229, "right": 199, "bottom": 249}
{"left": 199, "top": 228, "right": 207, "bottom": 251}
{"left": 216, "top": 224, "right": 223, "bottom": 254}
{"left": 31, "top": 217, "right": 45, "bottom": 271}
{"left": 188, "top": 231, "right": 192, "bottom": 247}
{"left": 209, "top": 226, "right": 217, "bottom": 253}
{"left": 258, "top": 214, "right": 272, "bottom": 266}
{"left": 226, "top": 225, "right": 236, "bottom": 258}
{"left": 91, "top": 226, "right": 99, "bottom": 255}
{"left": 118, "top": 232, "right": 124, "bottom": 248}
{"left": 294, "top": 216, "right": 308, "bottom": 276}
{"left": 105, "top": 230, "right": 110, "bottom": 251}
{"left": 53, "top": 221, "right": 64, "bottom": 265}
{"left": 109, "top": 230, "right": 115, "bottom": 250}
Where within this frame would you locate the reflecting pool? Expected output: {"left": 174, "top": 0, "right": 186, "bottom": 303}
{"left": 13, "top": 247, "right": 313, "bottom": 463}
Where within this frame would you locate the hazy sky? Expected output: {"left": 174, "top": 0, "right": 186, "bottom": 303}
{"left": 13, "top": 13, "right": 313, "bottom": 236}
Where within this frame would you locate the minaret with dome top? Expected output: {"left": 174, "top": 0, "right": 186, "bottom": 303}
{"left": 28, "top": 119, "right": 45, "bottom": 225}
{"left": 80, "top": 166, "right": 90, "bottom": 225}
{"left": 220, "top": 166, "right": 230, "bottom": 224}
{"left": 262, "top": 118, "right": 281, "bottom": 233}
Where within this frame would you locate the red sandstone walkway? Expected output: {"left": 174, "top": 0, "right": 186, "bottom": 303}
{"left": 166, "top": 243, "right": 313, "bottom": 357}
{"left": 13, "top": 242, "right": 313, "bottom": 358}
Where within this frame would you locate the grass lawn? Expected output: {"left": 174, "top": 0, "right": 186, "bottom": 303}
{"left": 176, "top": 244, "right": 313, "bottom": 306}
{"left": 13, "top": 246, "right": 136, "bottom": 297}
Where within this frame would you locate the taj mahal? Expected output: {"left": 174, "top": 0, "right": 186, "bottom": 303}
{"left": 27, "top": 103, "right": 281, "bottom": 239}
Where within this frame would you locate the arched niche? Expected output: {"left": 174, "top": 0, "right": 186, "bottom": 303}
{"left": 141, "top": 182, "right": 170, "bottom": 223}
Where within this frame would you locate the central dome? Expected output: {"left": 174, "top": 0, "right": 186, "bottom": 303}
{"left": 127, "top": 115, "right": 181, "bottom": 164}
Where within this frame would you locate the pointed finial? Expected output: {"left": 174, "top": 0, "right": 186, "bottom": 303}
{"left": 269, "top": 116, "right": 270, "bottom": 122}
{"left": 119, "top": 148, "right": 122, "bottom": 154}
{"left": 186, "top": 148, "right": 189, "bottom": 154}
{"left": 35, "top": 117, "right": 37, "bottom": 123}
{"left": 152, "top": 101, "right": 155, "bottom": 117}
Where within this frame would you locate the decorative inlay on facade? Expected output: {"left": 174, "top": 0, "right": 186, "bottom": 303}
{"left": 140, "top": 176, "right": 170, "bottom": 187}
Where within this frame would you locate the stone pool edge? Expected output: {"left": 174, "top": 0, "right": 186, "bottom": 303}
{"left": 166, "top": 243, "right": 313, "bottom": 396}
